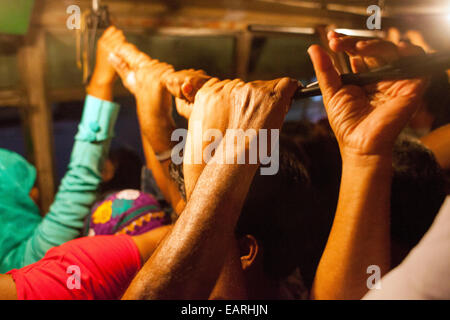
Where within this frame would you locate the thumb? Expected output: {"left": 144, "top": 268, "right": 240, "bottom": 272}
{"left": 181, "top": 82, "right": 194, "bottom": 102}
{"left": 307, "top": 45, "right": 342, "bottom": 105}
{"left": 175, "top": 97, "right": 193, "bottom": 119}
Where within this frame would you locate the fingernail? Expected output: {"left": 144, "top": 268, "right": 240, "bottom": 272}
{"left": 183, "top": 83, "right": 193, "bottom": 95}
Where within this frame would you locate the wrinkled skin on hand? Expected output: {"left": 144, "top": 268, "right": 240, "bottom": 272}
{"left": 308, "top": 32, "right": 428, "bottom": 157}
{"left": 177, "top": 77, "right": 299, "bottom": 134}
{"left": 178, "top": 77, "right": 299, "bottom": 198}
{"left": 163, "top": 69, "right": 211, "bottom": 108}
{"left": 104, "top": 30, "right": 210, "bottom": 110}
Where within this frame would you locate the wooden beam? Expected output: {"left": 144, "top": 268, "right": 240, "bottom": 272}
{"left": 17, "top": 29, "right": 56, "bottom": 214}
{"left": 0, "top": 89, "right": 26, "bottom": 107}
{"left": 48, "top": 85, "right": 131, "bottom": 103}
{"left": 234, "top": 31, "right": 253, "bottom": 80}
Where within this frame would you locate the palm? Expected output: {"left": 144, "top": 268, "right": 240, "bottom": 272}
{"left": 328, "top": 78, "right": 424, "bottom": 155}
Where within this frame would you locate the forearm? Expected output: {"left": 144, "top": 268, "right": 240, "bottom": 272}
{"left": 141, "top": 136, "right": 185, "bottom": 215}
{"left": 26, "top": 140, "right": 110, "bottom": 260}
{"left": 86, "top": 72, "right": 115, "bottom": 102}
{"left": 23, "top": 95, "right": 119, "bottom": 264}
{"left": 136, "top": 90, "right": 185, "bottom": 213}
{"left": 183, "top": 128, "right": 210, "bottom": 200}
{"left": 312, "top": 153, "right": 392, "bottom": 300}
{"left": 123, "top": 157, "right": 258, "bottom": 299}
{"left": 137, "top": 100, "right": 177, "bottom": 154}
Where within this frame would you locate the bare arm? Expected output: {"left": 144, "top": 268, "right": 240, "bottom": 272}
{"left": 0, "top": 274, "right": 17, "bottom": 300}
{"left": 123, "top": 151, "right": 258, "bottom": 299}
{"left": 107, "top": 39, "right": 185, "bottom": 214}
{"left": 122, "top": 77, "right": 298, "bottom": 299}
{"left": 310, "top": 33, "right": 427, "bottom": 299}
{"left": 312, "top": 153, "right": 392, "bottom": 299}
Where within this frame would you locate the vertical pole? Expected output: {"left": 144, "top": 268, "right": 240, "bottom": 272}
{"left": 17, "top": 29, "right": 56, "bottom": 214}
{"left": 234, "top": 31, "right": 253, "bottom": 81}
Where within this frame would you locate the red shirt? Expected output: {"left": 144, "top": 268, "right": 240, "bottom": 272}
{"left": 7, "top": 235, "right": 141, "bottom": 300}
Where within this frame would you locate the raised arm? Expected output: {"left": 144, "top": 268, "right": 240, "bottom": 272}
{"left": 107, "top": 36, "right": 210, "bottom": 215}
{"left": 122, "top": 77, "right": 298, "bottom": 299}
{"left": 310, "top": 32, "right": 428, "bottom": 299}
{"left": 10, "top": 27, "right": 123, "bottom": 269}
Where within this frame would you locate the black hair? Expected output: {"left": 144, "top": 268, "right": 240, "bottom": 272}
{"left": 281, "top": 119, "right": 341, "bottom": 288}
{"left": 284, "top": 121, "right": 447, "bottom": 288}
{"left": 423, "top": 72, "right": 450, "bottom": 130}
{"left": 99, "top": 146, "right": 143, "bottom": 197}
{"left": 390, "top": 135, "right": 446, "bottom": 252}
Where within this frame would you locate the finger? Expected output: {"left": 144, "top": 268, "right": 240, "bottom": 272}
{"left": 184, "top": 73, "right": 211, "bottom": 102}
{"left": 308, "top": 45, "right": 342, "bottom": 104}
{"left": 327, "top": 30, "right": 343, "bottom": 41}
{"left": 181, "top": 82, "right": 194, "bottom": 101}
{"left": 116, "top": 43, "right": 145, "bottom": 68}
{"left": 329, "top": 35, "right": 372, "bottom": 55}
{"left": 102, "top": 26, "right": 117, "bottom": 38}
{"left": 108, "top": 52, "right": 135, "bottom": 91}
{"left": 273, "top": 77, "right": 300, "bottom": 100}
{"left": 175, "top": 97, "right": 193, "bottom": 119}
{"left": 273, "top": 77, "right": 300, "bottom": 114}
{"left": 397, "top": 41, "right": 426, "bottom": 57}
{"left": 387, "top": 27, "right": 401, "bottom": 45}
{"left": 163, "top": 72, "right": 186, "bottom": 100}
{"left": 108, "top": 30, "right": 126, "bottom": 44}
{"left": 349, "top": 56, "right": 369, "bottom": 73}
{"left": 329, "top": 36, "right": 359, "bottom": 54}
{"left": 355, "top": 39, "right": 399, "bottom": 64}
{"left": 202, "top": 77, "right": 222, "bottom": 90}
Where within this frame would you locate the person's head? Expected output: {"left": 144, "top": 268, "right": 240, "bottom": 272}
{"left": 0, "top": 148, "right": 38, "bottom": 208}
{"left": 169, "top": 136, "right": 314, "bottom": 299}
{"left": 390, "top": 134, "right": 446, "bottom": 266}
{"left": 85, "top": 189, "right": 170, "bottom": 237}
{"left": 281, "top": 119, "right": 342, "bottom": 288}
{"left": 287, "top": 126, "right": 447, "bottom": 288}
{"left": 409, "top": 71, "right": 450, "bottom": 134}
{"left": 99, "top": 146, "right": 143, "bottom": 198}
{"left": 278, "top": 120, "right": 448, "bottom": 288}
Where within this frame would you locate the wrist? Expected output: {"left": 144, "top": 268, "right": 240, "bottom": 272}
{"left": 141, "top": 119, "right": 176, "bottom": 154}
{"left": 86, "top": 79, "right": 115, "bottom": 102}
{"left": 341, "top": 148, "right": 393, "bottom": 169}
{"left": 341, "top": 151, "right": 393, "bottom": 185}
{"left": 88, "top": 68, "right": 116, "bottom": 87}
{"left": 136, "top": 83, "right": 168, "bottom": 105}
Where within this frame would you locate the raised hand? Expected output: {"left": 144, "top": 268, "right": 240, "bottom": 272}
{"left": 87, "top": 26, "right": 126, "bottom": 100}
{"left": 177, "top": 77, "right": 299, "bottom": 198}
{"left": 309, "top": 33, "right": 428, "bottom": 158}
{"left": 163, "top": 68, "right": 211, "bottom": 107}
{"left": 107, "top": 39, "right": 210, "bottom": 108}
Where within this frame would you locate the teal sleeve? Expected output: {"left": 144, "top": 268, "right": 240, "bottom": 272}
{"left": 22, "top": 95, "right": 120, "bottom": 266}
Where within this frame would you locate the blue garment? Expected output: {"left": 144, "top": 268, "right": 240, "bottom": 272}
{"left": 0, "top": 95, "right": 120, "bottom": 272}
